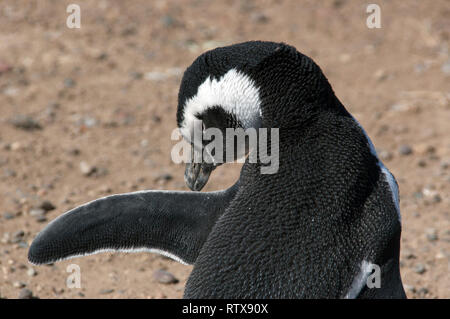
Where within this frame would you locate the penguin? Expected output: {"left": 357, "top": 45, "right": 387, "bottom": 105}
{"left": 28, "top": 41, "right": 406, "bottom": 299}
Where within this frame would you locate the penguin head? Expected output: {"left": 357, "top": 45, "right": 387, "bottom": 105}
{"left": 176, "top": 41, "right": 336, "bottom": 191}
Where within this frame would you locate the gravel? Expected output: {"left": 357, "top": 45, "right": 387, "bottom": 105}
{"left": 425, "top": 228, "right": 438, "bottom": 242}
{"left": 38, "top": 200, "right": 56, "bottom": 212}
{"left": 398, "top": 144, "right": 413, "bottom": 156}
{"left": 9, "top": 115, "right": 42, "bottom": 131}
{"left": 18, "top": 288, "right": 34, "bottom": 299}
{"left": 80, "top": 161, "right": 97, "bottom": 176}
{"left": 413, "top": 263, "right": 426, "bottom": 274}
{"left": 99, "top": 289, "right": 114, "bottom": 295}
{"left": 153, "top": 269, "right": 179, "bottom": 284}
{"left": 27, "top": 268, "right": 37, "bottom": 277}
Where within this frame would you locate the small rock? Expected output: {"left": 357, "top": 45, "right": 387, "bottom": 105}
{"left": 250, "top": 12, "right": 269, "bottom": 23}
{"left": 154, "top": 173, "right": 173, "bottom": 183}
{"left": 129, "top": 71, "right": 143, "bottom": 80}
{"left": 441, "top": 59, "right": 450, "bottom": 75}
{"left": 404, "top": 284, "right": 416, "bottom": 293}
{"left": 68, "top": 148, "right": 81, "bottom": 156}
{"left": 440, "top": 160, "right": 449, "bottom": 170}
{"left": 80, "top": 161, "right": 97, "bottom": 176}
{"left": 161, "top": 15, "right": 176, "bottom": 28}
{"left": 153, "top": 269, "right": 179, "bottom": 284}
{"left": 3, "top": 168, "right": 17, "bottom": 178}
{"left": 99, "top": 289, "right": 114, "bottom": 295}
{"left": 17, "top": 242, "right": 28, "bottom": 248}
{"left": 3, "top": 212, "right": 15, "bottom": 220}
{"left": 29, "top": 208, "right": 45, "bottom": 217}
{"left": 121, "top": 25, "right": 137, "bottom": 36}
{"left": 13, "top": 281, "right": 26, "bottom": 288}
{"left": 379, "top": 150, "right": 393, "bottom": 161}
{"left": 398, "top": 144, "right": 413, "bottom": 156}
{"left": 63, "top": 78, "right": 76, "bottom": 88}
{"left": 11, "top": 230, "right": 25, "bottom": 243}
{"left": 144, "top": 71, "right": 168, "bottom": 81}
{"left": 27, "top": 268, "right": 37, "bottom": 277}
{"left": 425, "top": 228, "right": 438, "bottom": 241}
{"left": 403, "top": 250, "right": 416, "bottom": 259}
{"left": 417, "top": 287, "right": 429, "bottom": 297}
{"left": 18, "top": 288, "right": 33, "bottom": 299}
{"left": 413, "top": 263, "right": 426, "bottom": 274}
{"left": 417, "top": 159, "right": 427, "bottom": 167}
{"left": 10, "top": 142, "right": 21, "bottom": 151}
{"left": 1, "top": 233, "right": 10, "bottom": 244}
{"left": 39, "top": 200, "right": 56, "bottom": 212}
{"left": 152, "top": 115, "right": 161, "bottom": 123}
{"left": 9, "top": 115, "right": 42, "bottom": 131}
{"left": 339, "top": 53, "right": 351, "bottom": 63}
{"left": 35, "top": 216, "right": 47, "bottom": 223}
{"left": 374, "top": 69, "right": 387, "bottom": 81}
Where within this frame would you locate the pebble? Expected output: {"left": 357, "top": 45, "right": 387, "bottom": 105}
{"left": 398, "top": 144, "right": 413, "bottom": 156}
{"left": 35, "top": 215, "right": 48, "bottom": 223}
{"left": 3, "top": 168, "right": 16, "bottom": 178}
{"left": 403, "top": 250, "right": 416, "bottom": 259}
{"left": 39, "top": 200, "right": 56, "bottom": 212}
{"left": 413, "top": 263, "right": 426, "bottom": 274}
{"left": 374, "top": 69, "right": 387, "bottom": 81}
{"left": 161, "top": 15, "right": 176, "bottom": 28}
{"left": 68, "top": 148, "right": 81, "bottom": 156}
{"left": 417, "top": 159, "right": 427, "bottom": 167}
{"left": 250, "top": 12, "right": 269, "bottom": 23}
{"left": 154, "top": 173, "right": 173, "bottom": 183}
{"left": 99, "top": 289, "right": 114, "bottom": 295}
{"left": 80, "top": 161, "right": 97, "bottom": 176}
{"left": 417, "top": 287, "right": 429, "bottom": 297}
{"left": 63, "top": 78, "right": 76, "bottom": 88}
{"left": 27, "top": 268, "right": 37, "bottom": 277}
{"left": 425, "top": 228, "right": 438, "bottom": 241}
{"left": 1, "top": 233, "right": 10, "bottom": 244}
{"left": 13, "top": 281, "right": 26, "bottom": 288}
{"left": 379, "top": 150, "right": 393, "bottom": 161}
{"left": 129, "top": 71, "right": 143, "bottom": 80}
{"left": 9, "top": 115, "right": 42, "bottom": 131}
{"left": 404, "top": 284, "right": 416, "bottom": 293}
{"left": 440, "top": 161, "right": 449, "bottom": 170}
{"left": 18, "top": 288, "right": 33, "bottom": 299}
{"left": 11, "top": 230, "right": 25, "bottom": 243}
{"left": 3, "top": 212, "right": 15, "bottom": 220}
{"left": 29, "top": 208, "right": 45, "bottom": 217}
{"left": 441, "top": 59, "right": 450, "bottom": 75}
{"left": 153, "top": 269, "right": 179, "bottom": 284}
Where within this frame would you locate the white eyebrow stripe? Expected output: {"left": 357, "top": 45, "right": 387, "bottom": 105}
{"left": 180, "top": 68, "right": 262, "bottom": 138}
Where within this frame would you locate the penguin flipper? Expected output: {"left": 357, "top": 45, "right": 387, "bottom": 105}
{"left": 28, "top": 183, "right": 239, "bottom": 265}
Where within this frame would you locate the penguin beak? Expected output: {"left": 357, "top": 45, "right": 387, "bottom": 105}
{"left": 184, "top": 146, "right": 215, "bottom": 191}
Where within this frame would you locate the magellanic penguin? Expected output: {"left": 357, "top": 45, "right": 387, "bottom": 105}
{"left": 28, "top": 41, "right": 406, "bottom": 299}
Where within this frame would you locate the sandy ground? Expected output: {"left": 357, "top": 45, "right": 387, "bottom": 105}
{"left": 0, "top": 0, "right": 449, "bottom": 299}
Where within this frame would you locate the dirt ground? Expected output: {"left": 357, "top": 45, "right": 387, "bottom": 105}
{"left": 0, "top": 0, "right": 448, "bottom": 299}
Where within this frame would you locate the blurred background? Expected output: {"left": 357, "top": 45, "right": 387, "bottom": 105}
{"left": 0, "top": 0, "right": 448, "bottom": 299}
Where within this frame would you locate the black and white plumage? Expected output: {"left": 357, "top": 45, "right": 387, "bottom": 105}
{"left": 28, "top": 41, "right": 406, "bottom": 299}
